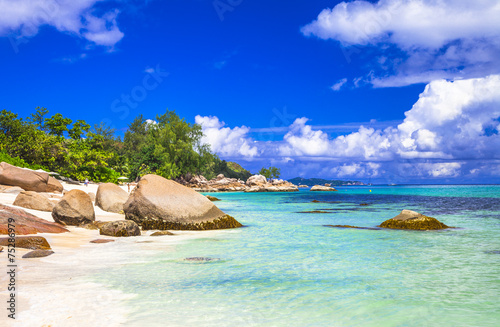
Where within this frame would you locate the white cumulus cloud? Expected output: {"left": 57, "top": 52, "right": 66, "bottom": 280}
{"left": 198, "top": 75, "right": 500, "bottom": 181}
{"left": 0, "top": 0, "right": 124, "bottom": 47}
{"left": 195, "top": 115, "right": 258, "bottom": 158}
{"left": 302, "top": 0, "right": 500, "bottom": 87}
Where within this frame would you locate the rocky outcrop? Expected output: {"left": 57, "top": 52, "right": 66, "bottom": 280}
{"left": 22, "top": 250, "right": 54, "bottom": 258}
{"left": 310, "top": 185, "right": 337, "bottom": 191}
{"left": 124, "top": 174, "right": 242, "bottom": 230}
{"left": 88, "top": 192, "right": 96, "bottom": 202}
{"left": 179, "top": 173, "right": 299, "bottom": 192}
{"left": 379, "top": 210, "right": 449, "bottom": 230}
{"left": 179, "top": 174, "right": 246, "bottom": 192}
{"left": 0, "top": 162, "right": 62, "bottom": 192}
{"left": 244, "top": 179, "right": 298, "bottom": 192}
{"left": 246, "top": 174, "right": 267, "bottom": 186}
{"left": 52, "top": 189, "right": 95, "bottom": 226}
{"left": 298, "top": 185, "right": 309, "bottom": 188}
{"left": 99, "top": 220, "right": 141, "bottom": 237}
{"left": 0, "top": 204, "right": 68, "bottom": 235}
{"left": 206, "top": 195, "right": 221, "bottom": 201}
{"left": 0, "top": 236, "right": 51, "bottom": 250}
{"left": 95, "top": 183, "right": 128, "bottom": 213}
{"left": 13, "top": 191, "right": 55, "bottom": 212}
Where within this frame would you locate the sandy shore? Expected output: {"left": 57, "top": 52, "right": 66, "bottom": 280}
{"left": 0, "top": 181, "right": 219, "bottom": 326}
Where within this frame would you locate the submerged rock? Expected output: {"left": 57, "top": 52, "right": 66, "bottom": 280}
{"left": 52, "top": 189, "right": 95, "bottom": 226}
{"left": 0, "top": 236, "right": 51, "bottom": 250}
{"left": 124, "top": 174, "right": 242, "bottom": 230}
{"left": 90, "top": 239, "right": 115, "bottom": 244}
{"left": 150, "top": 231, "right": 174, "bottom": 236}
{"left": 22, "top": 249, "right": 54, "bottom": 258}
{"left": 206, "top": 195, "right": 221, "bottom": 201}
{"left": 184, "top": 257, "right": 220, "bottom": 262}
{"left": 297, "top": 210, "right": 331, "bottom": 214}
{"left": 379, "top": 210, "right": 449, "bottom": 230}
{"left": 99, "top": 220, "right": 141, "bottom": 237}
{"left": 324, "top": 225, "right": 381, "bottom": 230}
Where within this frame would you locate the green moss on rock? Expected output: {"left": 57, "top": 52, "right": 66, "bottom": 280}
{"left": 140, "top": 214, "right": 243, "bottom": 231}
{"left": 379, "top": 215, "right": 449, "bottom": 230}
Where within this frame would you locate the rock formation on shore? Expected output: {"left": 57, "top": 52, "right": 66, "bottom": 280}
{"left": 124, "top": 174, "right": 242, "bottom": 230}
{"left": 13, "top": 191, "right": 55, "bottom": 212}
{"left": 99, "top": 220, "right": 141, "bottom": 237}
{"left": 52, "top": 189, "right": 95, "bottom": 226}
{"left": 0, "top": 204, "right": 68, "bottom": 235}
{"left": 95, "top": 183, "right": 128, "bottom": 213}
{"left": 0, "top": 162, "right": 63, "bottom": 193}
{"left": 0, "top": 236, "right": 51, "bottom": 250}
{"left": 379, "top": 210, "right": 449, "bottom": 230}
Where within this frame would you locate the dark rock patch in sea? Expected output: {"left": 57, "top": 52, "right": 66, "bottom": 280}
{"left": 90, "top": 239, "right": 115, "bottom": 244}
{"left": 183, "top": 257, "right": 221, "bottom": 263}
{"left": 310, "top": 200, "right": 342, "bottom": 204}
{"left": 283, "top": 192, "right": 500, "bottom": 219}
{"left": 297, "top": 210, "right": 331, "bottom": 214}
{"left": 484, "top": 250, "right": 500, "bottom": 254}
{"left": 324, "top": 225, "right": 381, "bottom": 230}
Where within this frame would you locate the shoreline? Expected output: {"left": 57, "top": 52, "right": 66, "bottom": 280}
{"left": 0, "top": 181, "right": 234, "bottom": 326}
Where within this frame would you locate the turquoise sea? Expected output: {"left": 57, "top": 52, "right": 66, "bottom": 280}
{"left": 95, "top": 185, "right": 500, "bottom": 326}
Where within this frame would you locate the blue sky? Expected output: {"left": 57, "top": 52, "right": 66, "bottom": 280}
{"left": 1, "top": 0, "right": 500, "bottom": 183}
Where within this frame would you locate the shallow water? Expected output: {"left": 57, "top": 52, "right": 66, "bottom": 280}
{"left": 86, "top": 186, "right": 500, "bottom": 326}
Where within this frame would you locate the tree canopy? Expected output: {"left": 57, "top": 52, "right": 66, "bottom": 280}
{"left": 259, "top": 166, "right": 281, "bottom": 180}
{"left": 0, "top": 107, "right": 249, "bottom": 183}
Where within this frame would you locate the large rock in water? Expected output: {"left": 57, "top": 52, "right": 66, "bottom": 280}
{"left": 310, "top": 185, "right": 337, "bottom": 191}
{"left": 99, "top": 220, "right": 141, "bottom": 237}
{"left": 0, "top": 162, "right": 62, "bottom": 192}
{"left": 13, "top": 191, "right": 55, "bottom": 212}
{"left": 52, "top": 189, "right": 95, "bottom": 226}
{"left": 124, "top": 174, "right": 242, "bottom": 230}
{"left": 0, "top": 204, "right": 68, "bottom": 235}
{"left": 379, "top": 210, "right": 449, "bottom": 230}
{"left": 95, "top": 183, "right": 128, "bottom": 213}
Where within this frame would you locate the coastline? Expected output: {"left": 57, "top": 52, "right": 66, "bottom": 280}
{"left": 0, "top": 181, "right": 232, "bottom": 326}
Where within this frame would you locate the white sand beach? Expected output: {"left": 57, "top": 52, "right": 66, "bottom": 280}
{"left": 0, "top": 182, "right": 223, "bottom": 327}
